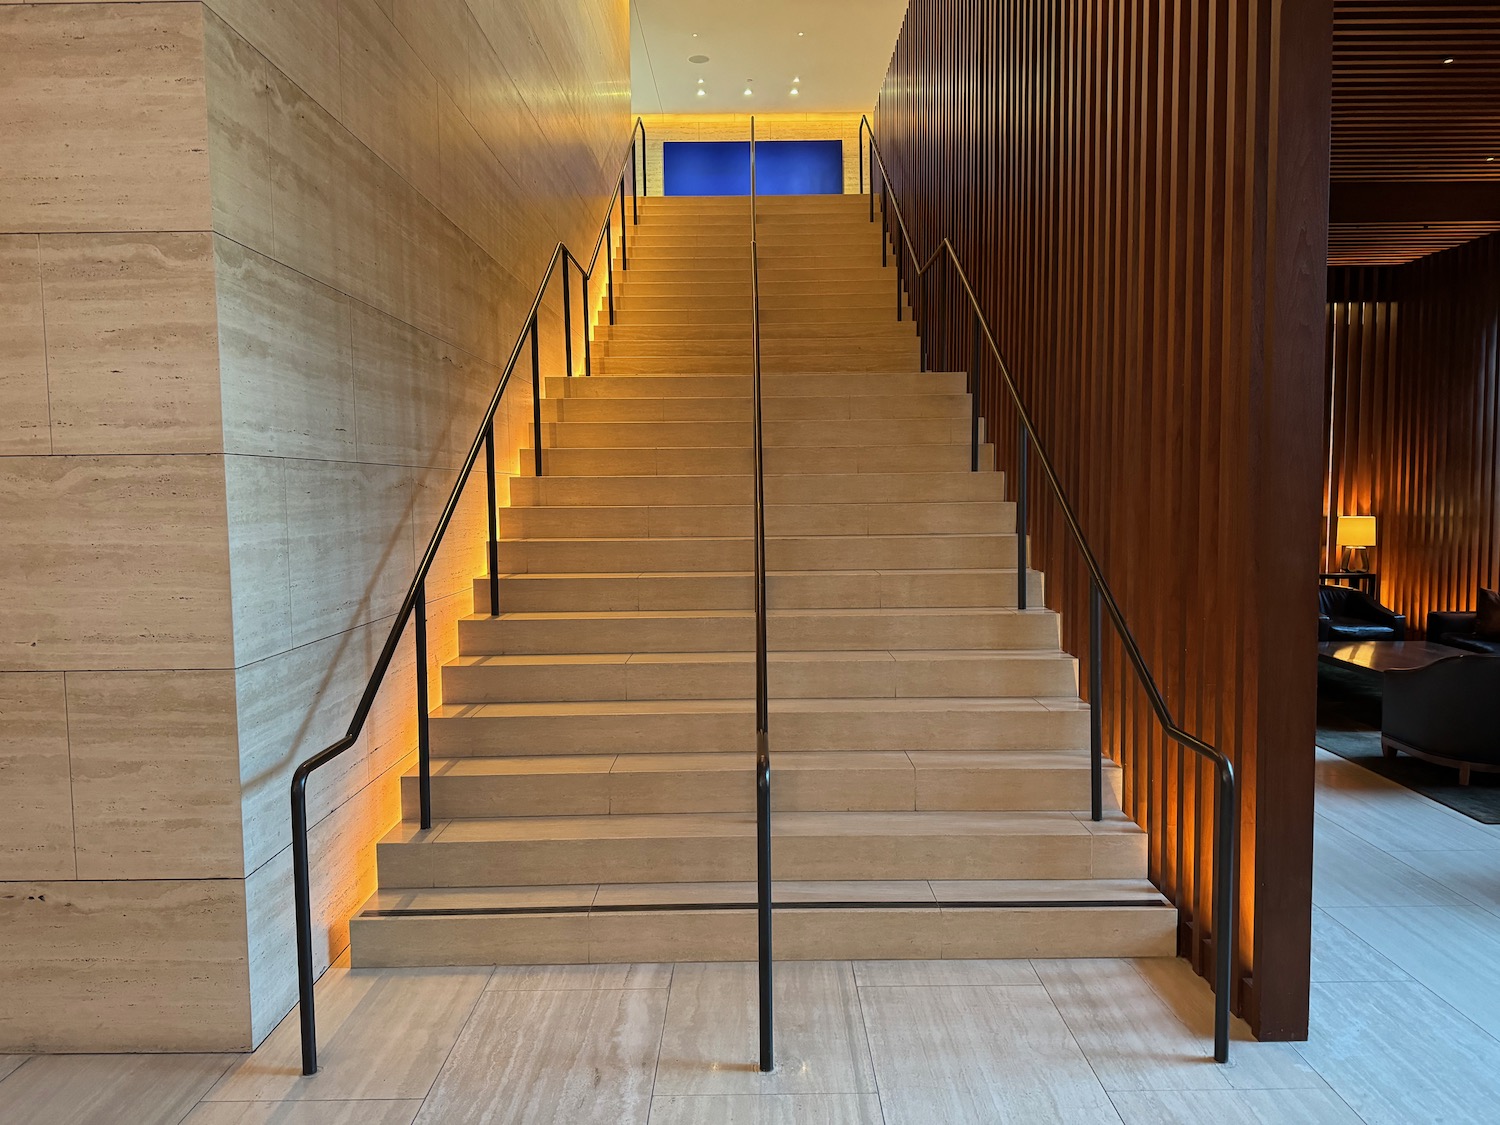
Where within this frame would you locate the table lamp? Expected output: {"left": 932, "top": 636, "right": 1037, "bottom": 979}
{"left": 1336, "top": 515, "right": 1376, "bottom": 572}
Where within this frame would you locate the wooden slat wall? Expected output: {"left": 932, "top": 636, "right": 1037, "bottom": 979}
{"left": 1327, "top": 233, "right": 1500, "bottom": 633}
{"left": 875, "top": 0, "right": 1331, "bottom": 1039}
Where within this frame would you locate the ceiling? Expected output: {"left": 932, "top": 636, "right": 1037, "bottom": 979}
{"left": 1330, "top": 1, "right": 1500, "bottom": 265}
{"left": 630, "top": 0, "right": 909, "bottom": 115}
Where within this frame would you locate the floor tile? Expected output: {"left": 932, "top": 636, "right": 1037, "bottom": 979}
{"left": 205, "top": 965, "right": 490, "bottom": 1102}
{"left": 851, "top": 959, "right": 1040, "bottom": 987}
{"left": 1327, "top": 902, "right": 1500, "bottom": 1040}
{"left": 416, "top": 987, "right": 666, "bottom": 1125}
{"left": 654, "top": 962, "right": 876, "bottom": 1096}
{"left": 1309, "top": 907, "right": 1410, "bottom": 984}
{"left": 1035, "top": 958, "right": 1324, "bottom": 1092}
{"left": 859, "top": 983, "right": 1120, "bottom": 1123}
{"left": 0, "top": 1057, "right": 27, "bottom": 1083}
{"left": 1312, "top": 816, "right": 1469, "bottom": 908}
{"left": 0, "top": 1053, "right": 232, "bottom": 1125}
{"left": 181, "top": 1101, "right": 422, "bottom": 1124}
{"left": 1385, "top": 847, "right": 1500, "bottom": 917}
{"left": 1314, "top": 758, "right": 1500, "bottom": 852}
{"left": 1297, "top": 981, "right": 1500, "bottom": 1125}
{"left": 1107, "top": 1088, "right": 1363, "bottom": 1124}
{"left": 486, "top": 964, "right": 673, "bottom": 991}
{"left": 647, "top": 1093, "right": 884, "bottom": 1124}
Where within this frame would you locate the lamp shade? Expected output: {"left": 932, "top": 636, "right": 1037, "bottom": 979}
{"left": 1336, "top": 515, "right": 1377, "bottom": 548}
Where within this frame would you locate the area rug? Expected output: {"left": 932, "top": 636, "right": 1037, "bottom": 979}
{"left": 1316, "top": 662, "right": 1500, "bottom": 824}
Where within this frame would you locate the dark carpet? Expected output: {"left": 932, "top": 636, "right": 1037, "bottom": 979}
{"left": 1317, "top": 661, "right": 1500, "bottom": 824}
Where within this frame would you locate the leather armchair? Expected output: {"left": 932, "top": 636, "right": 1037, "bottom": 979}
{"left": 1383, "top": 654, "right": 1500, "bottom": 784}
{"left": 1318, "top": 584, "right": 1406, "bottom": 642}
{"left": 1427, "top": 611, "right": 1500, "bottom": 656}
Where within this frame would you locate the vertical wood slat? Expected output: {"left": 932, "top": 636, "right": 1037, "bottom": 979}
{"left": 1326, "top": 233, "right": 1500, "bottom": 636}
{"left": 875, "top": 0, "right": 1330, "bottom": 1040}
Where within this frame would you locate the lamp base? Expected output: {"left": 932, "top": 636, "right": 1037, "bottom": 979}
{"left": 1339, "top": 546, "right": 1370, "bottom": 573}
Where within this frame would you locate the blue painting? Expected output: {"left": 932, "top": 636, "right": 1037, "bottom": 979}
{"left": 663, "top": 140, "right": 844, "bottom": 196}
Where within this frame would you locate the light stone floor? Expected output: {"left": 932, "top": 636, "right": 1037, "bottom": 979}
{"left": 6, "top": 748, "right": 1500, "bottom": 1123}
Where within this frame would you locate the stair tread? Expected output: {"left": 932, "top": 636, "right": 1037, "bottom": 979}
{"left": 448, "top": 649, "right": 1071, "bottom": 667}
{"left": 358, "top": 877, "right": 1169, "bottom": 915}
{"left": 387, "top": 809, "right": 1134, "bottom": 845}
{"left": 432, "top": 696, "right": 1085, "bottom": 720}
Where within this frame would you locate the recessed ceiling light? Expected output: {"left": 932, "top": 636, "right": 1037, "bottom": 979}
{"left": 1444, "top": 56, "right": 1455, "bottom": 63}
{"left": 744, "top": 88, "right": 752, "bottom": 96}
{"left": 697, "top": 78, "right": 704, "bottom": 84}
{"left": 689, "top": 54, "right": 709, "bottom": 63}
{"left": 1488, "top": 156, "right": 1496, "bottom": 162}
{"left": 793, "top": 77, "right": 800, "bottom": 84}
{"left": 696, "top": 88, "right": 706, "bottom": 97}
{"left": 789, "top": 88, "right": 799, "bottom": 96}
{"left": 798, "top": 31, "right": 804, "bottom": 37}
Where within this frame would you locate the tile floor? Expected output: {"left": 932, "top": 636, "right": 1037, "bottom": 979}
{"left": 5, "top": 748, "right": 1500, "bottom": 1123}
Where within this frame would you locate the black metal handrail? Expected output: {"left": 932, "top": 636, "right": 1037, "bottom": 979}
{"left": 748, "top": 117, "right": 774, "bottom": 1075}
{"left": 859, "top": 116, "right": 1239, "bottom": 1064}
{"left": 290, "top": 117, "right": 647, "bottom": 1077}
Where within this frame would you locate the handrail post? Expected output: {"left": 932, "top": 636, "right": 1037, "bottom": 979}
{"left": 415, "top": 576, "right": 432, "bottom": 830}
{"left": 291, "top": 773, "right": 317, "bottom": 1075}
{"left": 1213, "top": 766, "right": 1238, "bottom": 1063}
{"left": 969, "top": 311, "right": 981, "bottom": 472}
{"left": 619, "top": 178, "right": 628, "bottom": 269}
{"left": 757, "top": 736, "right": 773, "bottom": 1073}
{"left": 1089, "top": 580, "right": 1103, "bottom": 822}
{"left": 868, "top": 139, "right": 875, "bottom": 221}
{"left": 606, "top": 217, "right": 615, "bottom": 326}
{"left": 583, "top": 272, "right": 592, "bottom": 377}
{"left": 486, "top": 423, "right": 499, "bottom": 616}
{"left": 881, "top": 183, "right": 888, "bottom": 267}
{"left": 563, "top": 254, "right": 574, "bottom": 378}
{"left": 1016, "top": 421, "right": 1029, "bottom": 611}
{"left": 858, "top": 121, "right": 866, "bottom": 194}
{"left": 530, "top": 315, "right": 543, "bottom": 477}
{"left": 631, "top": 144, "right": 639, "bottom": 224}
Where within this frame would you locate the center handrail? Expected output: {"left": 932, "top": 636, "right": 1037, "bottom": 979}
{"left": 858, "top": 115, "right": 1239, "bottom": 1064}
{"left": 290, "top": 117, "right": 647, "bottom": 1078}
{"left": 749, "top": 115, "right": 774, "bottom": 1076}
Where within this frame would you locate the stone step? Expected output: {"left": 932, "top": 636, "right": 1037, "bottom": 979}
{"left": 524, "top": 442, "right": 995, "bottom": 475}
{"left": 495, "top": 532, "right": 1021, "bottom": 574}
{"left": 541, "top": 392, "right": 971, "bottom": 423}
{"left": 539, "top": 417, "right": 970, "bottom": 450}
{"left": 371, "top": 809, "right": 1136, "bottom": 887}
{"left": 544, "top": 372, "right": 964, "bottom": 398}
{"left": 400, "top": 749, "right": 1111, "bottom": 819}
{"left": 596, "top": 331, "right": 916, "bottom": 355}
{"left": 591, "top": 350, "right": 920, "bottom": 376}
{"left": 509, "top": 470, "right": 1000, "bottom": 507}
{"left": 500, "top": 500, "right": 1011, "bottom": 539}
{"left": 349, "top": 876, "right": 1175, "bottom": 966}
{"left": 475, "top": 568, "right": 1043, "bottom": 614}
{"left": 440, "top": 649, "right": 1075, "bottom": 703}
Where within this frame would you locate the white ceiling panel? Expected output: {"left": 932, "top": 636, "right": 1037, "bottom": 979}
{"left": 631, "top": 0, "right": 909, "bottom": 114}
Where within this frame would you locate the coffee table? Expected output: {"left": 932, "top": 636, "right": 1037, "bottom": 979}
{"left": 1318, "top": 640, "right": 1466, "bottom": 673}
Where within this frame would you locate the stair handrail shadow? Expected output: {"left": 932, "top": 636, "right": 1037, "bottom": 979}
{"left": 288, "top": 117, "right": 648, "bottom": 1077}
{"left": 858, "top": 114, "right": 1240, "bottom": 1064}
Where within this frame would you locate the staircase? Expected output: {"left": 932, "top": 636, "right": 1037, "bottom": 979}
{"left": 349, "top": 194, "right": 1176, "bottom": 967}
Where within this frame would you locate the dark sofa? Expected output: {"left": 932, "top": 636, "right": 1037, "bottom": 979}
{"left": 1426, "top": 611, "right": 1500, "bottom": 656}
{"left": 1383, "top": 654, "right": 1500, "bottom": 784}
{"left": 1318, "top": 584, "right": 1407, "bottom": 642}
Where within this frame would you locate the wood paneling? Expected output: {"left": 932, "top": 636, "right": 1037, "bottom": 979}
{"left": 876, "top": 0, "right": 1331, "bottom": 1039}
{"left": 1326, "top": 232, "right": 1500, "bottom": 633}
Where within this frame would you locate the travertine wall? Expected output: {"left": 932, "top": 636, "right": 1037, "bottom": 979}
{"left": 638, "top": 113, "right": 867, "bottom": 195}
{"left": 0, "top": 0, "right": 629, "bottom": 1051}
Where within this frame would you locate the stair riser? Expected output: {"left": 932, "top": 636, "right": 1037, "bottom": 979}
{"left": 616, "top": 280, "right": 895, "bottom": 299}
{"left": 501, "top": 502, "right": 1012, "bottom": 539}
{"left": 405, "top": 764, "right": 1100, "bottom": 819}
{"left": 528, "top": 444, "right": 995, "bottom": 475}
{"left": 542, "top": 396, "right": 972, "bottom": 423}
{"left": 459, "top": 610, "right": 1058, "bottom": 655}
{"left": 428, "top": 708, "right": 1088, "bottom": 757}
{"left": 543, "top": 373, "right": 967, "bottom": 398}
{"left": 375, "top": 829, "right": 1136, "bottom": 887}
{"left": 592, "top": 353, "right": 920, "bottom": 376}
{"left": 510, "top": 470, "right": 999, "bottom": 506}
{"left": 498, "top": 534, "right": 1019, "bottom": 574}
{"left": 350, "top": 904, "right": 1174, "bottom": 967}
{"left": 610, "top": 305, "right": 905, "bottom": 325}
{"left": 477, "top": 570, "right": 1041, "bottom": 613}
{"left": 441, "top": 653, "right": 1075, "bottom": 703}
{"left": 595, "top": 336, "right": 918, "bottom": 358}
{"left": 539, "top": 418, "right": 967, "bottom": 449}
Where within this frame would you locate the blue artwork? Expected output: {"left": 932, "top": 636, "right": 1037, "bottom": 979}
{"left": 663, "top": 140, "right": 844, "bottom": 196}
